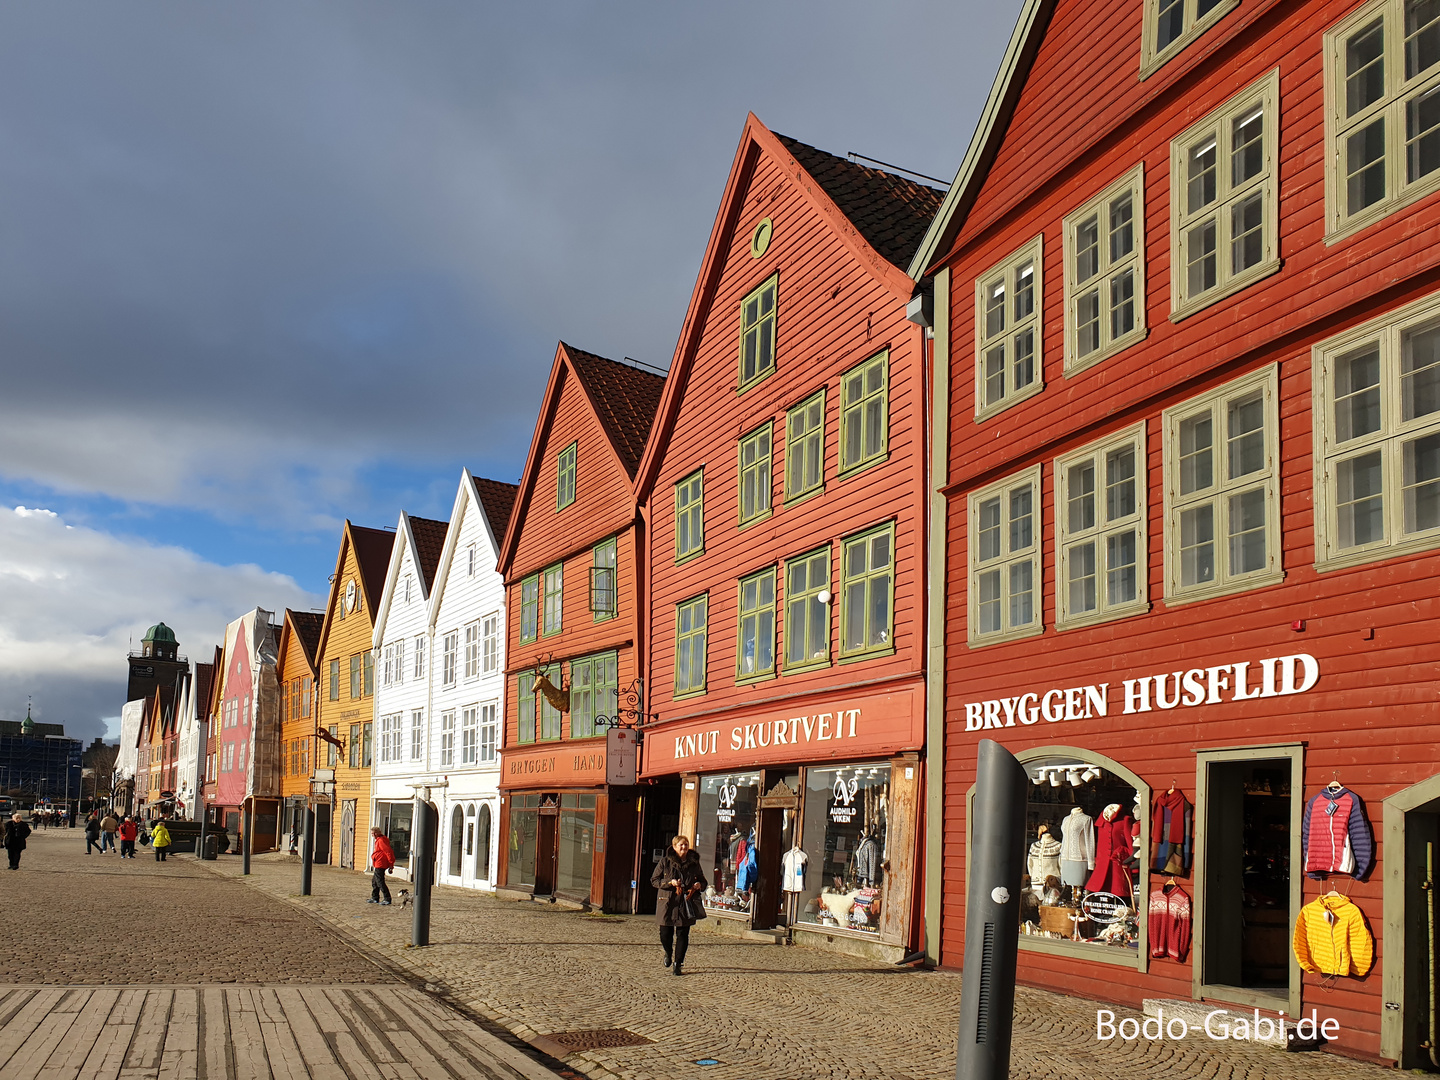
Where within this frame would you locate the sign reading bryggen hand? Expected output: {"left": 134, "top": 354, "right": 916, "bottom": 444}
{"left": 963, "top": 652, "right": 1319, "bottom": 733}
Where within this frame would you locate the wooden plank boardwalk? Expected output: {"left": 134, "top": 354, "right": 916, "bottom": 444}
{"left": 0, "top": 985, "right": 559, "bottom": 1080}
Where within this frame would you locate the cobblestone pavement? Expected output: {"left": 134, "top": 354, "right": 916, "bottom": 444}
{"left": 209, "top": 851, "right": 1401, "bottom": 1080}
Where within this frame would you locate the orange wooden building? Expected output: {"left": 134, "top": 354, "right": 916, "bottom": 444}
{"left": 916, "top": 0, "right": 1440, "bottom": 1063}
{"left": 495, "top": 343, "right": 664, "bottom": 912}
{"left": 634, "top": 115, "right": 941, "bottom": 958}
{"left": 276, "top": 608, "right": 323, "bottom": 856}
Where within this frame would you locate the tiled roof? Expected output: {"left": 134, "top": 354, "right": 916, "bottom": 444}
{"left": 0, "top": 720, "right": 67, "bottom": 738}
{"left": 285, "top": 612, "right": 324, "bottom": 668}
{"left": 349, "top": 525, "right": 396, "bottom": 617}
{"left": 192, "top": 662, "right": 215, "bottom": 719}
{"left": 407, "top": 516, "right": 449, "bottom": 591}
{"left": 472, "top": 478, "right": 520, "bottom": 542}
{"left": 565, "top": 346, "right": 666, "bottom": 478}
{"left": 774, "top": 134, "right": 945, "bottom": 270}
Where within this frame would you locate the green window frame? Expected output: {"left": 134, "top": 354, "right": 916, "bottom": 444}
{"left": 784, "top": 547, "right": 831, "bottom": 670}
{"left": 840, "top": 352, "right": 889, "bottom": 474}
{"left": 326, "top": 725, "right": 338, "bottom": 767}
{"left": 542, "top": 563, "right": 563, "bottom": 636}
{"left": 329, "top": 659, "right": 340, "bottom": 701}
{"left": 675, "top": 471, "right": 704, "bottom": 560}
{"left": 590, "top": 538, "right": 617, "bottom": 620}
{"left": 674, "top": 595, "right": 708, "bottom": 696}
{"left": 519, "top": 574, "right": 539, "bottom": 643}
{"left": 840, "top": 522, "right": 896, "bottom": 658}
{"left": 570, "top": 651, "right": 618, "bottom": 739}
{"left": 739, "top": 274, "right": 778, "bottom": 389}
{"left": 557, "top": 442, "right": 577, "bottom": 510}
{"left": 348, "top": 723, "right": 361, "bottom": 768}
{"left": 736, "top": 568, "right": 776, "bottom": 680}
{"left": 349, "top": 654, "right": 362, "bottom": 700}
{"left": 362, "top": 721, "right": 373, "bottom": 767}
{"left": 739, "top": 424, "right": 773, "bottom": 525}
{"left": 516, "top": 674, "right": 536, "bottom": 744}
{"left": 786, "top": 390, "right": 825, "bottom": 500}
{"left": 362, "top": 649, "right": 374, "bottom": 697}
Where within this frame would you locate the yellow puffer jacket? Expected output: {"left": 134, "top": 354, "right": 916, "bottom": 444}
{"left": 150, "top": 822, "right": 172, "bottom": 848}
{"left": 1292, "top": 894, "right": 1373, "bottom": 976}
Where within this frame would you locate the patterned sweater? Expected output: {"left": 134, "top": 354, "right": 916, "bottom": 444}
{"left": 1147, "top": 884, "right": 1191, "bottom": 961}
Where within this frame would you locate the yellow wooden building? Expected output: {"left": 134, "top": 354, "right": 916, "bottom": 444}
{"left": 276, "top": 608, "right": 323, "bottom": 855}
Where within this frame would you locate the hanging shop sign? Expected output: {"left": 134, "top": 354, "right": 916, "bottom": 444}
{"left": 962, "top": 653, "right": 1320, "bottom": 734}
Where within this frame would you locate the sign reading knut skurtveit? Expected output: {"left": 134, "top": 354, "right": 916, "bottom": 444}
{"left": 962, "top": 652, "right": 1320, "bottom": 733}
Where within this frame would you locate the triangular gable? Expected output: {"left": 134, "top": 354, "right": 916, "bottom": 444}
{"left": 373, "top": 510, "right": 451, "bottom": 648}
{"left": 276, "top": 610, "right": 323, "bottom": 681}
{"left": 427, "top": 470, "right": 517, "bottom": 627}
{"left": 314, "top": 521, "right": 395, "bottom": 663}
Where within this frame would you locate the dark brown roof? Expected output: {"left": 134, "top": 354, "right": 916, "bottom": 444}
{"left": 471, "top": 478, "right": 520, "bottom": 541}
{"left": 349, "top": 524, "right": 396, "bottom": 617}
{"left": 284, "top": 611, "right": 324, "bottom": 668}
{"left": 774, "top": 134, "right": 945, "bottom": 270}
{"left": 406, "top": 516, "right": 449, "bottom": 590}
{"left": 564, "top": 346, "right": 666, "bottom": 478}
{"left": 0, "top": 720, "right": 68, "bottom": 738}
{"left": 192, "top": 662, "right": 215, "bottom": 719}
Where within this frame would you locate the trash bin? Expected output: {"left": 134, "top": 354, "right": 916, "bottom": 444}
{"left": 203, "top": 834, "right": 219, "bottom": 861}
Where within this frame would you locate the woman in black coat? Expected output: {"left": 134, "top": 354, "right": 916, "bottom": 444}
{"left": 4, "top": 813, "right": 32, "bottom": 870}
{"left": 649, "top": 835, "right": 707, "bottom": 976}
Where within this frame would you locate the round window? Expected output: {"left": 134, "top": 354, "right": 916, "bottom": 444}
{"left": 750, "top": 218, "right": 773, "bottom": 259}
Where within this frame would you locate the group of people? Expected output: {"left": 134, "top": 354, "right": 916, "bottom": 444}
{"left": 29, "top": 807, "right": 68, "bottom": 829}
{"left": 82, "top": 811, "right": 172, "bottom": 861}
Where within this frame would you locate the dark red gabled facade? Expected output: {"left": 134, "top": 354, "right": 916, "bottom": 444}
{"left": 919, "top": 0, "right": 1440, "bottom": 1063}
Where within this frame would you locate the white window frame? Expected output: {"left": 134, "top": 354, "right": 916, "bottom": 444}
{"left": 1325, "top": 0, "right": 1440, "bottom": 241}
{"left": 1140, "top": 0, "right": 1239, "bottom": 79}
{"left": 392, "top": 639, "right": 404, "bottom": 686}
{"left": 479, "top": 703, "right": 498, "bottom": 763}
{"left": 382, "top": 644, "right": 395, "bottom": 687}
{"left": 1054, "top": 423, "right": 1149, "bottom": 628}
{"left": 440, "top": 710, "right": 455, "bottom": 767}
{"left": 1313, "top": 289, "right": 1440, "bottom": 568}
{"left": 413, "top": 636, "right": 426, "bottom": 681}
{"left": 467, "top": 542, "right": 477, "bottom": 577}
{"left": 442, "top": 632, "right": 458, "bottom": 687}
{"left": 967, "top": 464, "right": 1044, "bottom": 646}
{"left": 974, "top": 236, "right": 1044, "bottom": 420}
{"left": 411, "top": 710, "right": 424, "bottom": 761}
{"left": 1162, "top": 364, "right": 1283, "bottom": 604}
{"left": 461, "top": 705, "right": 479, "bottom": 765}
{"left": 404, "top": 575, "right": 413, "bottom": 604}
{"left": 1063, "top": 165, "right": 1147, "bottom": 374}
{"left": 482, "top": 614, "right": 500, "bottom": 674}
{"left": 464, "top": 620, "right": 481, "bottom": 681}
{"left": 1170, "top": 69, "right": 1281, "bottom": 322}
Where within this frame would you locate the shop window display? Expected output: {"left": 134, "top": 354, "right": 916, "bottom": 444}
{"left": 1021, "top": 756, "right": 1143, "bottom": 950}
{"left": 696, "top": 773, "right": 762, "bottom": 915}
{"left": 557, "top": 793, "right": 597, "bottom": 896}
{"left": 507, "top": 794, "right": 540, "bottom": 888}
{"left": 796, "top": 764, "right": 891, "bottom": 935}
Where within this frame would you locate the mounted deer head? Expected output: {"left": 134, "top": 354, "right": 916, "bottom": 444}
{"left": 531, "top": 655, "right": 570, "bottom": 713}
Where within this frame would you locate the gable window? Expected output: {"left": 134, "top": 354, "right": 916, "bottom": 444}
{"left": 461, "top": 706, "right": 479, "bottom": 765}
{"left": 464, "top": 621, "right": 481, "bottom": 680}
{"left": 1056, "top": 424, "right": 1148, "bottom": 627}
{"left": 570, "top": 651, "right": 617, "bottom": 739}
{"left": 590, "top": 538, "right": 617, "bottom": 619}
{"left": 413, "top": 636, "right": 426, "bottom": 680}
{"left": 404, "top": 574, "right": 413, "bottom": 603}
{"left": 382, "top": 644, "right": 395, "bottom": 687}
{"left": 785, "top": 390, "right": 825, "bottom": 500}
{"left": 1064, "top": 166, "right": 1147, "bottom": 373}
{"left": 349, "top": 654, "right": 362, "bottom": 699}
{"left": 740, "top": 274, "right": 778, "bottom": 389}
{"left": 1163, "top": 365, "right": 1281, "bottom": 602}
{"left": 840, "top": 523, "right": 895, "bottom": 657}
{"left": 841, "top": 352, "right": 889, "bottom": 473}
{"left": 483, "top": 614, "right": 500, "bottom": 674}
{"left": 411, "top": 710, "right": 423, "bottom": 760}
{"left": 440, "top": 711, "right": 455, "bottom": 766}
{"left": 975, "top": 237, "right": 1043, "bottom": 419}
{"left": 519, "top": 574, "right": 539, "bottom": 643}
{"left": 1141, "top": 0, "right": 1239, "bottom": 77}
{"left": 676, "top": 471, "right": 704, "bottom": 560}
{"left": 739, "top": 424, "right": 773, "bottom": 525}
{"left": 968, "top": 465, "right": 1043, "bottom": 646}
{"left": 1325, "top": 0, "right": 1440, "bottom": 238}
{"left": 542, "top": 563, "right": 563, "bottom": 635}
{"left": 675, "top": 595, "right": 708, "bottom": 696}
{"left": 737, "top": 568, "right": 776, "bottom": 680}
{"left": 442, "top": 632, "right": 458, "bottom": 687}
{"left": 1313, "top": 293, "right": 1440, "bottom": 567}
{"left": 329, "top": 659, "right": 340, "bottom": 701}
{"left": 1170, "top": 71, "right": 1280, "bottom": 320}
{"left": 392, "top": 640, "right": 404, "bottom": 686}
{"left": 784, "top": 547, "right": 830, "bottom": 670}
{"left": 467, "top": 543, "right": 477, "bottom": 578}
{"left": 479, "top": 703, "right": 498, "bottom": 763}
{"left": 557, "top": 442, "right": 577, "bottom": 510}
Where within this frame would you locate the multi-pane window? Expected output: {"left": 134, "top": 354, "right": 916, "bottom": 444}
{"left": 520, "top": 575, "right": 539, "bottom": 643}
{"left": 479, "top": 704, "right": 498, "bottom": 763}
{"left": 380, "top": 714, "right": 401, "bottom": 763}
{"left": 570, "top": 652, "right": 618, "bottom": 738}
{"left": 784, "top": 548, "right": 830, "bottom": 669}
{"left": 517, "top": 670, "right": 561, "bottom": 743}
{"left": 1064, "top": 166, "right": 1146, "bottom": 373}
{"left": 841, "top": 353, "right": 889, "bottom": 473}
{"left": 301, "top": 675, "right": 312, "bottom": 719}
{"left": 349, "top": 724, "right": 361, "bottom": 768}
{"left": 968, "top": 466, "right": 1043, "bottom": 645}
{"left": 393, "top": 640, "right": 404, "bottom": 686}
{"left": 362, "top": 722, "right": 372, "bottom": 767}
{"left": 363, "top": 650, "right": 374, "bottom": 696}
{"left": 786, "top": 391, "right": 825, "bottom": 500}
{"left": 483, "top": 614, "right": 500, "bottom": 674}
{"left": 739, "top": 425, "right": 773, "bottom": 524}
{"left": 329, "top": 659, "right": 340, "bottom": 701}
{"left": 413, "top": 636, "right": 426, "bottom": 680}
{"left": 740, "top": 275, "right": 778, "bottom": 389}
{"left": 676, "top": 472, "right": 704, "bottom": 559}
{"left": 1171, "top": 71, "right": 1280, "bottom": 318}
{"left": 326, "top": 725, "right": 338, "bottom": 767}
{"left": 542, "top": 563, "right": 563, "bottom": 635}
{"left": 1314, "top": 295, "right": 1440, "bottom": 566}
{"left": 467, "top": 544, "right": 476, "bottom": 578}
{"left": 737, "top": 568, "right": 776, "bottom": 679}
{"left": 1327, "top": 0, "right": 1440, "bottom": 236}
{"left": 411, "top": 710, "right": 423, "bottom": 761}
{"left": 404, "top": 574, "right": 413, "bottom": 603}
{"left": 461, "top": 706, "right": 479, "bottom": 765}
{"left": 975, "top": 237, "right": 1043, "bottom": 417}
{"left": 442, "top": 632, "right": 458, "bottom": 686}
{"left": 349, "top": 654, "right": 362, "bottom": 699}
{"left": 557, "top": 442, "right": 577, "bottom": 510}
{"left": 1141, "top": 0, "right": 1238, "bottom": 76}
{"left": 383, "top": 644, "right": 395, "bottom": 687}
{"left": 840, "top": 523, "right": 895, "bottom": 656}
{"left": 1164, "top": 366, "right": 1281, "bottom": 600}
{"left": 464, "top": 621, "right": 481, "bottom": 680}
{"left": 675, "top": 595, "right": 708, "bottom": 695}
{"left": 1056, "top": 425, "right": 1148, "bottom": 627}
{"left": 440, "top": 711, "right": 455, "bottom": 766}
{"left": 591, "top": 538, "right": 617, "bottom": 619}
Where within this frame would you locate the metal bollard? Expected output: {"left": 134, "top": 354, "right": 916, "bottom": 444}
{"left": 242, "top": 803, "right": 253, "bottom": 876}
{"left": 300, "top": 807, "right": 315, "bottom": 896}
{"left": 411, "top": 799, "right": 438, "bottom": 947}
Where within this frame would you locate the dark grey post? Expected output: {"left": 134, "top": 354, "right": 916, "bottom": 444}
{"left": 242, "top": 802, "right": 253, "bottom": 875}
{"left": 300, "top": 804, "right": 315, "bottom": 896}
{"left": 955, "top": 739, "right": 1028, "bottom": 1080}
{"left": 411, "top": 799, "right": 438, "bottom": 947}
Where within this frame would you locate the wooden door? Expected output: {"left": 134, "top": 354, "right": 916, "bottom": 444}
{"left": 313, "top": 802, "right": 332, "bottom": 864}
{"left": 535, "top": 805, "right": 558, "bottom": 896}
{"left": 339, "top": 799, "right": 356, "bottom": 870}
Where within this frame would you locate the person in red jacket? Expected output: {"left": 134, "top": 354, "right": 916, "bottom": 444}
{"left": 368, "top": 827, "right": 394, "bottom": 905}
{"left": 117, "top": 817, "right": 139, "bottom": 860}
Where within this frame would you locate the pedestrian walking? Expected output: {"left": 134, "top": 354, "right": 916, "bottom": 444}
{"left": 84, "top": 813, "right": 102, "bottom": 854}
{"left": 150, "top": 819, "right": 172, "bottom": 862}
{"left": 3, "top": 812, "right": 32, "bottom": 870}
{"left": 649, "top": 835, "right": 707, "bottom": 976}
{"left": 367, "top": 827, "right": 394, "bottom": 905}
{"left": 100, "top": 812, "right": 119, "bottom": 853}
{"left": 117, "top": 816, "right": 138, "bottom": 859}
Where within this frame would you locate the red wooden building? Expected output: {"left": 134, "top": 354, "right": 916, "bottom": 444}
{"left": 915, "top": 0, "right": 1440, "bottom": 1063}
{"left": 495, "top": 342, "right": 664, "bottom": 912}
{"left": 634, "top": 115, "right": 942, "bottom": 959}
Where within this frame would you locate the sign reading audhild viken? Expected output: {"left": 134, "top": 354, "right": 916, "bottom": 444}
{"left": 963, "top": 652, "right": 1319, "bottom": 733}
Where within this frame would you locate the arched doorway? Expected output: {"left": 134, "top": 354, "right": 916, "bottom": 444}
{"left": 448, "top": 805, "right": 464, "bottom": 878}
{"left": 476, "top": 804, "right": 492, "bottom": 884}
